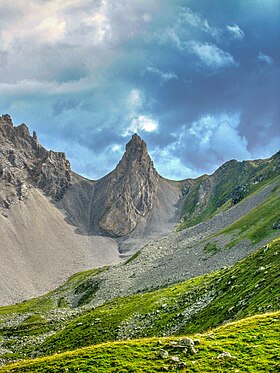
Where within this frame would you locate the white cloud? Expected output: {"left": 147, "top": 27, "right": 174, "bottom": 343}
{"left": 158, "top": 27, "right": 184, "bottom": 50}
{"left": 187, "top": 115, "right": 220, "bottom": 146}
{"left": 181, "top": 114, "right": 250, "bottom": 168}
{"left": 210, "top": 122, "right": 250, "bottom": 160}
{"left": 111, "top": 144, "right": 122, "bottom": 153}
{"left": 191, "top": 42, "right": 236, "bottom": 68}
{"left": 123, "top": 115, "right": 158, "bottom": 136}
{"left": 1, "top": 1, "right": 69, "bottom": 48}
{"left": 226, "top": 24, "right": 245, "bottom": 40}
{"left": 181, "top": 7, "right": 219, "bottom": 39}
{"left": 257, "top": 52, "right": 274, "bottom": 65}
{"left": 126, "top": 89, "right": 143, "bottom": 110}
{"left": 0, "top": 77, "right": 94, "bottom": 96}
{"left": 157, "top": 7, "right": 220, "bottom": 51}
{"left": 151, "top": 146, "right": 196, "bottom": 179}
{"left": 146, "top": 66, "right": 178, "bottom": 83}
{"left": 143, "top": 14, "right": 152, "bottom": 23}
{"left": 0, "top": 0, "right": 160, "bottom": 85}
{"left": 1, "top": 0, "right": 150, "bottom": 49}
{"left": 122, "top": 88, "right": 158, "bottom": 136}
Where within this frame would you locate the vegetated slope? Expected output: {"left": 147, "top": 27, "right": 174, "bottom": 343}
{"left": 37, "top": 237, "right": 280, "bottom": 354}
{"left": 1, "top": 312, "right": 279, "bottom": 373}
{"left": 0, "top": 237, "right": 278, "bottom": 364}
{"left": 178, "top": 151, "right": 280, "bottom": 230}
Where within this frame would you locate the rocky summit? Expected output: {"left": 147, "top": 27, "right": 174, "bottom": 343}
{"left": 0, "top": 114, "right": 71, "bottom": 210}
{"left": 98, "top": 134, "right": 159, "bottom": 236}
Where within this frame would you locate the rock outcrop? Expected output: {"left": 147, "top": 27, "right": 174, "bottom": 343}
{"left": 97, "top": 134, "right": 159, "bottom": 236}
{"left": 0, "top": 114, "right": 71, "bottom": 210}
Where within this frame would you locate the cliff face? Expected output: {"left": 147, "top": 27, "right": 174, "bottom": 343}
{"left": 0, "top": 114, "right": 71, "bottom": 210}
{"left": 97, "top": 134, "right": 159, "bottom": 236}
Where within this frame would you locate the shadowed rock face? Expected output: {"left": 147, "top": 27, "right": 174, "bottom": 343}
{"left": 0, "top": 114, "right": 71, "bottom": 209}
{"left": 98, "top": 134, "right": 159, "bottom": 236}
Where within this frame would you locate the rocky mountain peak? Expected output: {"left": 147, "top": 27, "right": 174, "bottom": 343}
{"left": 97, "top": 134, "right": 159, "bottom": 237}
{"left": 125, "top": 133, "right": 147, "bottom": 157}
{"left": 0, "top": 115, "right": 71, "bottom": 209}
{"left": 0, "top": 113, "right": 13, "bottom": 126}
{"left": 116, "top": 133, "right": 157, "bottom": 174}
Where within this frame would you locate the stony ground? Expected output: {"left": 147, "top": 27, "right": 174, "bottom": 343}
{"left": 78, "top": 182, "right": 279, "bottom": 307}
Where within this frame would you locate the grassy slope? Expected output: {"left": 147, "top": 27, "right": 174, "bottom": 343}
{"left": 0, "top": 269, "right": 108, "bottom": 363}
{"left": 178, "top": 152, "right": 280, "bottom": 230}
{"left": 36, "top": 237, "right": 280, "bottom": 355}
{"left": 0, "top": 267, "right": 108, "bottom": 316}
{"left": 1, "top": 311, "right": 279, "bottom": 372}
{"left": 217, "top": 184, "right": 280, "bottom": 246}
{"left": 0, "top": 229, "right": 279, "bottom": 366}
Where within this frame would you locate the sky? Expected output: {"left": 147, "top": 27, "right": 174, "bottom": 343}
{"left": 0, "top": 0, "right": 279, "bottom": 180}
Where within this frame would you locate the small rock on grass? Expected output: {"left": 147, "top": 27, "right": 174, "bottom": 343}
{"left": 190, "top": 346, "right": 197, "bottom": 354}
{"left": 217, "top": 351, "right": 236, "bottom": 359}
{"left": 178, "top": 337, "right": 194, "bottom": 347}
{"left": 158, "top": 349, "right": 169, "bottom": 359}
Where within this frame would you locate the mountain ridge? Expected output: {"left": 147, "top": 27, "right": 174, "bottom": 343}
{"left": 0, "top": 115, "right": 279, "bottom": 371}
{"left": 0, "top": 114, "right": 71, "bottom": 208}
{"left": 0, "top": 114, "right": 279, "bottom": 306}
{"left": 1, "top": 113, "right": 278, "bottom": 238}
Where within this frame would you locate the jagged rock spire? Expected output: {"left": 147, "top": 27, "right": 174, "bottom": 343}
{"left": 115, "top": 133, "right": 157, "bottom": 175}
{"left": 98, "top": 133, "right": 159, "bottom": 236}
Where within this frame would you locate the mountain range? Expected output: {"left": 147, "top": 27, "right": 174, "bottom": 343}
{"left": 0, "top": 114, "right": 279, "bottom": 372}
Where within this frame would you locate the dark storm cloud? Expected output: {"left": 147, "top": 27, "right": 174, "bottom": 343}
{"left": 0, "top": 0, "right": 279, "bottom": 179}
